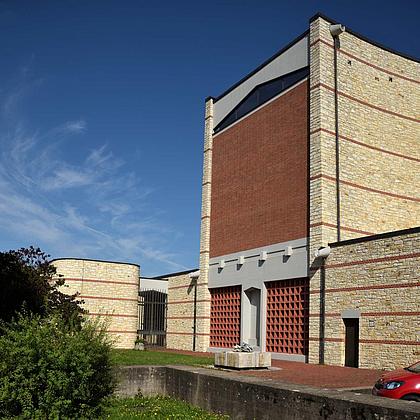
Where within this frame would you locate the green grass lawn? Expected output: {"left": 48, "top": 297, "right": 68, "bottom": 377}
{"left": 104, "top": 395, "right": 229, "bottom": 419}
{"left": 111, "top": 349, "right": 214, "bottom": 367}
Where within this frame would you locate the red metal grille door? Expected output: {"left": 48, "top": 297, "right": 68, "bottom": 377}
{"left": 210, "top": 286, "right": 241, "bottom": 348}
{"left": 266, "top": 278, "right": 309, "bottom": 355}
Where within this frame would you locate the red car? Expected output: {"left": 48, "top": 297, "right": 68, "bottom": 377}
{"left": 372, "top": 361, "right": 420, "bottom": 401}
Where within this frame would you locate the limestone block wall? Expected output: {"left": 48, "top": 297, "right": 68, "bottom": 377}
{"left": 309, "top": 15, "right": 420, "bottom": 251}
{"left": 164, "top": 271, "right": 210, "bottom": 352}
{"left": 52, "top": 258, "right": 140, "bottom": 349}
{"left": 309, "top": 15, "right": 420, "bottom": 367}
{"left": 308, "top": 227, "right": 419, "bottom": 369}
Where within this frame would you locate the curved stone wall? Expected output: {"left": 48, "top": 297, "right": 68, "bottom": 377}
{"left": 52, "top": 258, "right": 139, "bottom": 349}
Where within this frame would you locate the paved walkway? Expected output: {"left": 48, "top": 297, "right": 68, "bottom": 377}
{"left": 239, "top": 359, "right": 381, "bottom": 389}
{"left": 157, "top": 348, "right": 382, "bottom": 390}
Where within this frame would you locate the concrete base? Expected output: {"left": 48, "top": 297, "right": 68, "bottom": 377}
{"left": 270, "top": 352, "right": 306, "bottom": 362}
{"left": 214, "top": 351, "right": 271, "bottom": 369}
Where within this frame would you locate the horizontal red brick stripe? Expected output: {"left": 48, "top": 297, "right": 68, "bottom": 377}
{"left": 309, "top": 337, "right": 343, "bottom": 343}
{"left": 325, "top": 252, "right": 420, "bottom": 269}
{"left": 309, "top": 313, "right": 341, "bottom": 317}
{"left": 310, "top": 128, "right": 420, "bottom": 163}
{"left": 167, "top": 316, "right": 210, "bottom": 320}
{"left": 310, "top": 221, "right": 375, "bottom": 236}
{"left": 88, "top": 312, "right": 138, "bottom": 318}
{"left": 64, "top": 277, "right": 138, "bottom": 286}
{"left": 309, "top": 39, "right": 329, "bottom": 48}
{"left": 310, "top": 38, "right": 420, "bottom": 84}
{"left": 168, "top": 282, "right": 208, "bottom": 290}
{"left": 79, "top": 295, "right": 138, "bottom": 302}
{"left": 360, "top": 339, "right": 420, "bottom": 345}
{"left": 310, "top": 173, "right": 420, "bottom": 202}
{"left": 311, "top": 83, "right": 420, "bottom": 123}
{"left": 311, "top": 281, "right": 420, "bottom": 295}
{"left": 310, "top": 311, "right": 420, "bottom": 318}
{"left": 309, "top": 337, "right": 419, "bottom": 345}
{"left": 361, "top": 311, "right": 420, "bottom": 317}
{"left": 166, "top": 332, "right": 210, "bottom": 336}
{"left": 168, "top": 299, "right": 211, "bottom": 305}
{"left": 106, "top": 330, "right": 137, "bottom": 334}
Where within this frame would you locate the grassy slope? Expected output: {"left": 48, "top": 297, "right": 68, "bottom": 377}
{"left": 104, "top": 395, "right": 229, "bottom": 419}
{"left": 109, "top": 350, "right": 220, "bottom": 418}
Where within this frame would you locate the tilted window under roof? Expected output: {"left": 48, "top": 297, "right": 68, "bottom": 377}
{"left": 213, "top": 66, "right": 309, "bottom": 134}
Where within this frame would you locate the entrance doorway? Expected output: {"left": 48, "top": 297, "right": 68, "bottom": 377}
{"left": 138, "top": 289, "right": 167, "bottom": 347}
{"left": 244, "top": 288, "right": 261, "bottom": 347}
{"left": 344, "top": 318, "right": 359, "bottom": 367}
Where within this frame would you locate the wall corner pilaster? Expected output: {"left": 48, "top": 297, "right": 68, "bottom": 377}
{"left": 197, "top": 97, "right": 214, "bottom": 352}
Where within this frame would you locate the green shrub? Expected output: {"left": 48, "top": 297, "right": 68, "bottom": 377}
{"left": 0, "top": 314, "right": 116, "bottom": 419}
{"left": 0, "top": 246, "right": 85, "bottom": 327}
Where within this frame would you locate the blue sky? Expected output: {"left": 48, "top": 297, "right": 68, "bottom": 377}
{"left": 0, "top": 0, "right": 418, "bottom": 276}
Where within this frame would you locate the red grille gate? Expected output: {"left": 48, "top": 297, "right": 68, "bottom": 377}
{"left": 210, "top": 286, "right": 241, "bottom": 348}
{"left": 266, "top": 278, "right": 309, "bottom": 355}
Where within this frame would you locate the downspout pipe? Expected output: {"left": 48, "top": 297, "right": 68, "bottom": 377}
{"left": 314, "top": 246, "right": 331, "bottom": 364}
{"left": 330, "top": 24, "right": 345, "bottom": 242}
{"left": 192, "top": 278, "right": 197, "bottom": 351}
{"left": 188, "top": 271, "right": 200, "bottom": 351}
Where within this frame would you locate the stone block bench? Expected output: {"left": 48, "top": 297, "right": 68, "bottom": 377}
{"left": 214, "top": 351, "right": 271, "bottom": 369}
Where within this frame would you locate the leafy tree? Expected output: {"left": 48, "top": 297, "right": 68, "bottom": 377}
{"left": 0, "top": 246, "right": 85, "bottom": 327}
{"left": 0, "top": 314, "right": 116, "bottom": 418}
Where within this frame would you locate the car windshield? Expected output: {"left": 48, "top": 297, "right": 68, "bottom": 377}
{"left": 405, "top": 361, "right": 420, "bottom": 373}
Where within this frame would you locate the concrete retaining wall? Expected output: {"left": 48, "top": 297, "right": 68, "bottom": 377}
{"left": 116, "top": 366, "right": 420, "bottom": 419}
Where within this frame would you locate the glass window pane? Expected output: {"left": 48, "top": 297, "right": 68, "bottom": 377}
{"left": 214, "top": 66, "right": 309, "bottom": 133}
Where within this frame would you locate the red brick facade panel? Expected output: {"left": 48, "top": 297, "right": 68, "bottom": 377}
{"left": 210, "top": 81, "right": 308, "bottom": 258}
{"left": 266, "top": 278, "right": 309, "bottom": 355}
{"left": 209, "top": 286, "right": 241, "bottom": 348}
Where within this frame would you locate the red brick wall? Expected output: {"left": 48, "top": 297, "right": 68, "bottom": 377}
{"left": 210, "top": 81, "right": 308, "bottom": 258}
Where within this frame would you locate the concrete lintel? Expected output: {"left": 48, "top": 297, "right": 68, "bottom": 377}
{"left": 341, "top": 309, "right": 361, "bottom": 319}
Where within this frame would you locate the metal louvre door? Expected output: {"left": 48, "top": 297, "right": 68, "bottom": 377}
{"left": 138, "top": 289, "right": 167, "bottom": 347}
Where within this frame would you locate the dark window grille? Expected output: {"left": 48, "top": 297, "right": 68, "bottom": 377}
{"left": 138, "top": 289, "right": 167, "bottom": 347}
{"left": 214, "top": 66, "right": 309, "bottom": 134}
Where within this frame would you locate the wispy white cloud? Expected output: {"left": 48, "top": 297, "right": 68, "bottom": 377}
{"left": 60, "top": 119, "right": 86, "bottom": 134}
{"left": 0, "top": 71, "right": 187, "bottom": 273}
{"left": 43, "top": 166, "right": 96, "bottom": 190}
